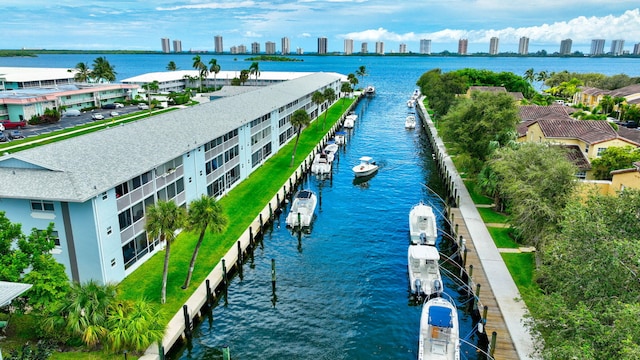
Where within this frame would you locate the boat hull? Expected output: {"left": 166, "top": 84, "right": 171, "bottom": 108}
{"left": 285, "top": 190, "right": 318, "bottom": 227}
{"left": 408, "top": 245, "right": 443, "bottom": 299}
{"left": 418, "top": 296, "right": 460, "bottom": 360}
{"left": 409, "top": 202, "right": 438, "bottom": 245}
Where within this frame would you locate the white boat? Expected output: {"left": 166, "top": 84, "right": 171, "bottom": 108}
{"left": 408, "top": 245, "right": 443, "bottom": 299}
{"left": 311, "top": 152, "right": 332, "bottom": 175}
{"left": 407, "top": 99, "right": 415, "bottom": 108}
{"left": 352, "top": 156, "right": 379, "bottom": 177}
{"left": 323, "top": 142, "right": 339, "bottom": 162}
{"left": 405, "top": 114, "right": 416, "bottom": 129}
{"left": 409, "top": 201, "right": 438, "bottom": 245}
{"left": 343, "top": 116, "right": 355, "bottom": 129}
{"left": 418, "top": 296, "right": 460, "bottom": 360}
{"left": 334, "top": 131, "right": 347, "bottom": 145}
{"left": 413, "top": 89, "right": 421, "bottom": 98}
{"left": 365, "top": 85, "right": 375, "bottom": 96}
{"left": 285, "top": 190, "right": 318, "bottom": 228}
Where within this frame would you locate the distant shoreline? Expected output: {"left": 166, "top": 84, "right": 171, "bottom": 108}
{"left": 1, "top": 49, "right": 639, "bottom": 59}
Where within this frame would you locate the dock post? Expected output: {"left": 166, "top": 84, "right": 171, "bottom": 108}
{"left": 462, "top": 248, "right": 468, "bottom": 269}
{"left": 237, "top": 241, "right": 243, "bottom": 278}
{"left": 269, "top": 202, "right": 273, "bottom": 219}
{"left": 490, "top": 332, "right": 497, "bottom": 357}
{"left": 222, "top": 259, "right": 228, "bottom": 286}
{"left": 249, "top": 226, "right": 254, "bottom": 247}
{"left": 482, "top": 305, "right": 488, "bottom": 326}
{"left": 183, "top": 305, "right": 191, "bottom": 339}
{"left": 467, "top": 264, "right": 474, "bottom": 296}
{"left": 454, "top": 223, "right": 458, "bottom": 237}
{"left": 276, "top": 193, "right": 281, "bottom": 207}
{"left": 159, "top": 345, "right": 165, "bottom": 360}
{"left": 474, "top": 283, "right": 482, "bottom": 311}
{"left": 271, "top": 258, "right": 277, "bottom": 293}
{"left": 206, "top": 279, "right": 212, "bottom": 305}
{"left": 297, "top": 212, "right": 301, "bottom": 228}
{"left": 259, "top": 213, "right": 264, "bottom": 229}
{"left": 222, "top": 345, "right": 231, "bottom": 360}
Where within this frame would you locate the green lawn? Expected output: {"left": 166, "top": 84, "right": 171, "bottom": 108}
{"left": 501, "top": 252, "right": 537, "bottom": 300}
{"left": 477, "top": 207, "right": 508, "bottom": 223}
{"left": 118, "top": 98, "right": 355, "bottom": 320}
{"left": 463, "top": 179, "right": 493, "bottom": 205}
{"left": 488, "top": 226, "right": 519, "bottom": 248}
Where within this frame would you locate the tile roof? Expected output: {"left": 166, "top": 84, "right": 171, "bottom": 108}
{"left": 518, "top": 105, "right": 573, "bottom": 122}
{"left": 537, "top": 119, "right": 618, "bottom": 145}
{"left": 562, "top": 144, "right": 591, "bottom": 170}
{"left": 615, "top": 126, "right": 640, "bottom": 146}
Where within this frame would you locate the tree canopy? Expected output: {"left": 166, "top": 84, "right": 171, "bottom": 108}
{"left": 590, "top": 146, "right": 640, "bottom": 180}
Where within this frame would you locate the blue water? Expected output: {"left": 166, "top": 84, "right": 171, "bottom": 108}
{"left": 3, "top": 54, "right": 637, "bottom": 359}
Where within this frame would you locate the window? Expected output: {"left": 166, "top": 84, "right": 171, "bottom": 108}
{"left": 132, "top": 202, "right": 144, "bottom": 223}
{"left": 101, "top": 192, "right": 108, "bottom": 200}
{"left": 118, "top": 210, "right": 133, "bottom": 230}
{"left": 575, "top": 171, "right": 586, "bottom": 179}
{"left": 38, "top": 230, "right": 60, "bottom": 246}
{"left": 584, "top": 144, "right": 589, "bottom": 154}
{"left": 107, "top": 226, "right": 112, "bottom": 235}
{"left": 596, "top": 147, "right": 607, "bottom": 156}
{"left": 111, "top": 258, "right": 116, "bottom": 267}
{"left": 115, "top": 182, "right": 129, "bottom": 198}
{"left": 31, "top": 200, "right": 54, "bottom": 212}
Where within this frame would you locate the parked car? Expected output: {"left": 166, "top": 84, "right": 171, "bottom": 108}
{"left": 91, "top": 113, "right": 105, "bottom": 120}
{"left": 0, "top": 131, "right": 8, "bottom": 142}
{"left": 114, "top": 103, "right": 124, "bottom": 108}
{"left": 623, "top": 121, "right": 638, "bottom": 129}
{"left": 0, "top": 120, "right": 27, "bottom": 129}
{"left": 63, "top": 109, "right": 82, "bottom": 117}
{"left": 110, "top": 111, "right": 119, "bottom": 117}
{"left": 138, "top": 103, "right": 149, "bottom": 110}
{"left": 102, "top": 103, "right": 117, "bottom": 110}
{"left": 8, "top": 130, "right": 24, "bottom": 140}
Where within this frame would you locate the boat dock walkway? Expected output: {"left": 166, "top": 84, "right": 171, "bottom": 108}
{"left": 418, "top": 102, "right": 537, "bottom": 360}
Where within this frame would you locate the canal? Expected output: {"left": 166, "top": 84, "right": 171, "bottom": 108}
{"left": 170, "top": 85, "right": 482, "bottom": 359}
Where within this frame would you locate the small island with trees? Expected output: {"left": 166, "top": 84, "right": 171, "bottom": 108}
{"left": 244, "top": 55, "right": 303, "bottom": 62}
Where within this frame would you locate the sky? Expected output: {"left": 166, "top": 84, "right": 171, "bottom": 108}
{"left": 3, "top": 1, "right": 640, "bottom": 54}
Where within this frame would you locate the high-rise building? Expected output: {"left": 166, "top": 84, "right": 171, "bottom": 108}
{"left": 265, "top": 41, "right": 276, "bottom": 55}
{"left": 214, "top": 35, "right": 224, "bottom": 53}
{"left": 458, "top": 39, "right": 468, "bottom": 55}
{"left": 610, "top": 39, "right": 625, "bottom": 55}
{"left": 281, "top": 37, "right": 290, "bottom": 55}
{"left": 296, "top": 47, "right": 304, "bottom": 55}
{"left": 375, "top": 41, "right": 384, "bottom": 55}
{"left": 361, "top": 42, "right": 368, "bottom": 54}
{"left": 251, "top": 42, "right": 260, "bottom": 54}
{"left": 634, "top": 43, "right": 640, "bottom": 55}
{"left": 559, "top": 39, "right": 572, "bottom": 55}
{"left": 399, "top": 43, "right": 407, "bottom": 54}
{"left": 419, "top": 39, "right": 431, "bottom": 55}
{"left": 590, "top": 39, "right": 605, "bottom": 55}
{"left": 237, "top": 45, "right": 247, "bottom": 54}
{"left": 344, "top": 39, "right": 354, "bottom": 55}
{"left": 518, "top": 37, "right": 529, "bottom": 55}
{"left": 172, "top": 40, "right": 182, "bottom": 53}
{"left": 161, "top": 38, "right": 170, "bottom": 53}
{"left": 317, "top": 37, "right": 328, "bottom": 54}
{"left": 489, "top": 37, "right": 499, "bottom": 55}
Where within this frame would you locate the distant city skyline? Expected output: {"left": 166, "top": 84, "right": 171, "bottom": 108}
{"left": 3, "top": 2, "right": 639, "bottom": 53}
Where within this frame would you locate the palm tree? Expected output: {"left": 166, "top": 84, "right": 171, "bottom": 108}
{"left": 141, "top": 80, "right": 159, "bottom": 112}
{"left": 166, "top": 61, "right": 178, "bottom": 71}
{"left": 239, "top": 69, "right": 250, "bottom": 85}
{"left": 91, "top": 56, "right": 117, "bottom": 83}
{"left": 347, "top": 73, "right": 358, "bottom": 92}
{"left": 105, "top": 299, "right": 165, "bottom": 354}
{"left": 523, "top": 68, "right": 535, "bottom": 83}
{"left": 355, "top": 65, "right": 367, "bottom": 85}
{"left": 182, "top": 195, "right": 228, "bottom": 289}
{"left": 249, "top": 62, "right": 260, "bottom": 85}
{"left": 145, "top": 200, "right": 186, "bottom": 304}
{"left": 311, "top": 91, "right": 324, "bottom": 122}
{"left": 322, "top": 88, "right": 336, "bottom": 130}
{"left": 613, "top": 96, "right": 627, "bottom": 120}
{"left": 289, "top": 109, "right": 311, "bottom": 167}
{"left": 43, "top": 280, "right": 117, "bottom": 348}
{"left": 535, "top": 70, "right": 550, "bottom": 91}
{"left": 208, "top": 58, "right": 221, "bottom": 91}
{"left": 341, "top": 82, "right": 352, "bottom": 98}
{"left": 71, "top": 62, "right": 92, "bottom": 82}
{"left": 192, "top": 55, "right": 207, "bottom": 92}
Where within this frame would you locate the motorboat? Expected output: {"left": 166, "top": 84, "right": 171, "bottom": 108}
{"left": 405, "top": 114, "right": 417, "bottom": 129}
{"left": 409, "top": 201, "right": 438, "bottom": 245}
{"left": 334, "top": 131, "right": 347, "bottom": 145}
{"left": 408, "top": 245, "right": 443, "bottom": 299}
{"left": 418, "top": 296, "right": 460, "bottom": 360}
{"left": 323, "top": 142, "right": 339, "bottom": 162}
{"left": 365, "top": 85, "right": 375, "bottom": 96}
{"left": 407, "top": 99, "right": 415, "bottom": 108}
{"left": 285, "top": 190, "right": 318, "bottom": 228}
{"left": 352, "top": 156, "right": 379, "bottom": 177}
{"left": 343, "top": 116, "right": 355, "bottom": 129}
{"left": 311, "top": 151, "right": 332, "bottom": 175}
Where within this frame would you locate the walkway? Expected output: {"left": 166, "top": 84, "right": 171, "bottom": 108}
{"left": 419, "top": 103, "right": 537, "bottom": 360}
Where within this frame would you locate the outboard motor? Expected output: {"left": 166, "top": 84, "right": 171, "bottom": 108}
{"left": 433, "top": 279, "right": 443, "bottom": 295}
{"left": 414, "top": 279, "right": 422, "bottom": 297}
{"left": 419, "top": 233, "right": 427, "bottom": 245}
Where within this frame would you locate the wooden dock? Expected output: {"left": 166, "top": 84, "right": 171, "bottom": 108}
{"left": 449, "top": 207, "right": 520, "bottom": 360}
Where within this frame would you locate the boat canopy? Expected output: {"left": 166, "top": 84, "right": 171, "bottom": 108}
{"left": 409, "top": 245, "right": 440, "bottom": 260}
{"left": 297, "top": 190, "right": 314, "bottom": 199}
{"left": 428, "top": 305, "right": 453, "bottom": 327}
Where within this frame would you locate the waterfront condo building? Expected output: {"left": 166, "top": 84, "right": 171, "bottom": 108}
{"left": 489, "top": 37, "right": 499, "bottom": 55}
{"left": 251, "top": 42, "right": 260, "bottom": 54}
{"left": 214, "top": 35, "right": 224, "bottom": 53}
{"left": 172, "top": 40, "right": 182, "bottom": 53}
{"left": 591, "top": 39, "right": 605, "bottom": 55}
{"left": 634, "top": 43, "right": 640, "bottom": 55}
{"left": 265, "top": 41, "right": 276, "bottom": 55}
{"left": 518, "top": 37, "right": 529, "bottom": 55}
{"left": 317, "top": 37, "right": 328, "bottom": 54}
{"left": 0, "top": 72, "right": 344, "bottom": 285}
{"left": 559, "top": 39, "right": 572, "bottom": 55}
{"left": 375, "top": 41, "right": 384, "bottom": 55}
{"left": 281, "top": 37, "right": 290, "bottom": 55}
{"left": 458, "top": 39, "right": 468, "bottom": 55}
{"left": 420, "top": 39, "right": 431, "bottom": 55}
{"left": 161, "top": 38, "right": 171, "bottom": 53}
{"left": 344, "top": 39, "right": 354, "bottom": 55}
{"left": 399, "top": 43, "right": 407, "bottom": 54}
{"left": 610, "top": 39, "right": 625, "bottom": 55}
{"left": 361, "top": 42, "right": 368, "bottom": 54}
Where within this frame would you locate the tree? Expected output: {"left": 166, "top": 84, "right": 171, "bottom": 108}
{"left": 347, "top": 73, "right": 358, "bottom": 91}
{"left": 523, "top": 68, "right": 535, "bottom": 83}
{"left": 105, "top": 299, "right": 166, "bottom": 354}
{"left": 590, "top": 146, "right": 640, "bottom": 180}
{"left": 192, "top": 55, "right": 207, "bottom": 92}
{"left": 534, "top": 70, "right": 550, "bottom": 90}
{"left": 311, "top": 91, "right": 324, "bottom": 124}
{"left": 322, "top": 88, "right": 336, "bottom": 130}
{"left": 355, "top": 65, "right": 367, "bottom": 84}
{"left": 42, "top": 280, "right": 117, "bottom": 348}
{"left": 289, "top": 109, "right": 310, "bottom": 167}
{"left": 208, "top": 58, "right": 221, "bottom": 91}
{"left": 598, "top": 95, "right": 614, "bottom": 114}
{"left": 141, "top": 80, "right": 159, "bottom": 112}
{"left": 613, "top": 96, "right": 626, "bottom": 120}
{"left": 249, "top": 62, "right": 260, "bottom": 85}
{"left": 91, "top": 56, "right": 116, "bottom": 83}
{"left": 166, "top": 61, "right": 178, "bottom": 71}
{"left": 145, "top": 200, "right": 186, "bottom": 304}
{"left": 239, "top": 69, "right": 250, "bottom": 85}
{"left": 71, "top": 62, "right": 92, "bottom": 83}
{"left": 182, "top": 195, "right": 228, "bottom": 289}
{"left": 340, "top": 82, "right": 352, "bottom": 98}
{"left": 489, "top": 143, "right": 577, "bottom": 260}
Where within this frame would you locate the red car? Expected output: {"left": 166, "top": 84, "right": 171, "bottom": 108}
{"left": 0, "top": 120, "right": 27, "bottom": 129}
